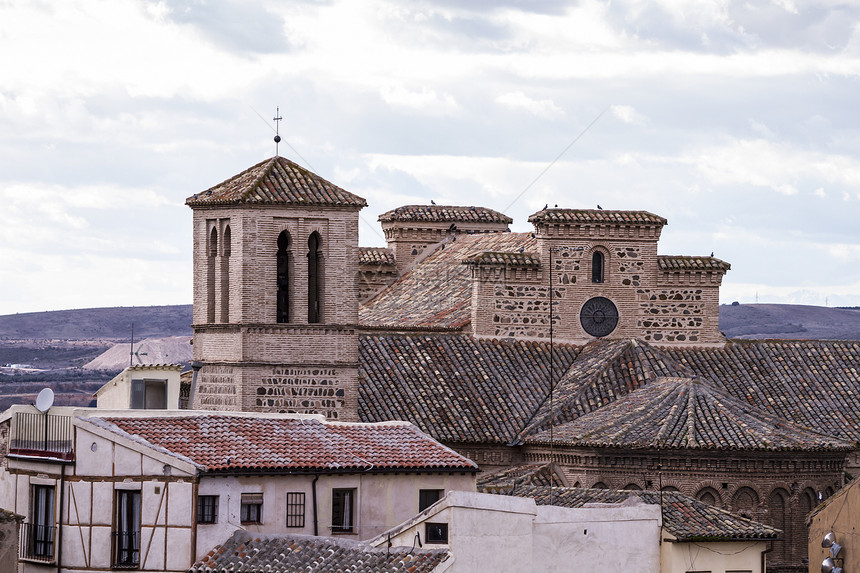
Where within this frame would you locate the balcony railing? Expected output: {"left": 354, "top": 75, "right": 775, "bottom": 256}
{"left": 20, "top": 522, "right": 55, "bottom": 562}
{"left": 112, "top": 530, "right": 140, "bottom": 569}
{"left": 9, "top": 412, "right": 74, "bottom": 461}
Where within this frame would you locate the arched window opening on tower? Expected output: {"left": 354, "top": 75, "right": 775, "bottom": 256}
{"left": 277, "top": 231, "right": 291, "bottom": 323}
{"left": 207, "top": 227, "right": 218, "bottom": 323}
{"left": 591, "top": 251, "right": 604, "bottom": 283}
{"left": 307, "top": 232, "right": 323, "bottom": 323}
{"left": 220, "top": 226, "right": 231, "bottom": 323}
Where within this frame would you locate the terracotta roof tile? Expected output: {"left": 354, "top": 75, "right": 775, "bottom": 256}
{"left": 360, "top": 233, "right": 535, "bottom": 330}
{"left": 186, "top": 156, "right": 367, "bottom": 208}
{"left": 360, "top": 247, "right": 396, "bottom": 266}
{"left": 477, "top": 463, "right": 566, "bottom": 493}
{"left": 378, "top": 205, "right": 512, "bottom": 224}
{"left": 461, "top": 251, "right": 541, "bottom": 267}
{"left": 512, "top": 486, "right": 780, "bottom": 542}
{"left": 527, "top": 208, "right": 667, "bottom": 226}
{"left": 359, "top": 334, "right": 578, "bottom": 444}
{"left": 95, "top": 415, "right": 476, "bottom": 472}
{"left": 525, "top": 375, "right": 853, "bottom": 451}
{"left": 190, "top": 530, "right": 449, "bottom": 573}
{"left": 659, "top": 255, "right": 731, "bottom": 272}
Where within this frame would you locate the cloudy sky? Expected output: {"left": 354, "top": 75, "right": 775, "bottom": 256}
{"left": 1, "top": 0, "right": 859, "bottom": 315}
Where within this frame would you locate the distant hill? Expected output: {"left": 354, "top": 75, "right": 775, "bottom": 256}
{"left": 0, "top": 305, "right": 192, "bottom": 340}
{"left": 718, "top": 303, "right": 860, "bottom": 340}
{"left": 84, "top": 336, "right": 193, "bottom": 371}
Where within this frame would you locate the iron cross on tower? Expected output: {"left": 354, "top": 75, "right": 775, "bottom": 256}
{"left": 273, "top": 107, "right": 283, "bottom": 156}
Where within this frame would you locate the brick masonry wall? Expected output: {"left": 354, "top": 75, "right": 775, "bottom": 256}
{"left": 470, "top": 223, "right": 726, "bottom": 347}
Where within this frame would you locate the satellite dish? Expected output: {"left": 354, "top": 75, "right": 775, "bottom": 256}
{"left": 35, "top": 388, "right": 54, "bottom": 413}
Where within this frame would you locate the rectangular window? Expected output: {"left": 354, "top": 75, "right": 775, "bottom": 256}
{"left": 23, "top": 484, "right": 55, "bottom": 561}
{"left": 419, "top": 489, "right": 443, "bottom": 512}
{"left": 197, "top": 495, "right": 219, "bottom": 524}
{"left": 286, "top": 492, "right": 305, "bottom": 528}
{"left": 114, "top": 490, "right": 141, "bottom": 568}
{"left": 240, "top": 493, "right": 263, "bottom": 524}
{"left": 331, "top": 488, "right": 355, "bottom": 533}
{"left": 130, "top": 379, "right": 167, "bottom": 409}
{"left": 425, "top": 522, "right": 448, "bottom": 544}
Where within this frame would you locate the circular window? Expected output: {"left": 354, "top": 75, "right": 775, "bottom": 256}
{"left": 579, "top": 297, "right": 619, "bottom": 337}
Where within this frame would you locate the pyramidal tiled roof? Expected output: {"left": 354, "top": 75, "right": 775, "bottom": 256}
{"left": 527, "top": 208, "right": 667, "bottom": 226}
{"left": 514, "top": 486, "right": 780, "bottom": 542}
{"left": 525, "top": 375, "right": 853, "bottom": 451}
{"left": 378, "top": 204, "right": 512, "bottom": 224}
{"left": 517, "top": 339, "right": 693, "bottom": 440}
{"left": 360, "top": 232, "right": 535, "bottom": 329}
{"left": 92, "top": 415, "right": 477, "bottom": 472}
{"left": 359, "top": 246, "right": 396, "bottom": 266}
{"left": 185, "top": 156, "right": 367, "bottom": 208}
{"left": 191, "top": 531, "right": 450, "bottom": 573}
{"left": 359, "top": 333, "right": 579, "bottom": 444}
{"left": 667, "top": 340, "right": 860, "bottom": 443}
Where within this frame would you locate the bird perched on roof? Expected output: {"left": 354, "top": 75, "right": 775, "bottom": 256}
{"left": 710, "top": 252, "right": 714, "bottom": 257}
{"left": 597, "top": 204, "right": 603, "bottom": 210}
{"left": 431, "top": 199, "right": 436, "bottom": 205}
{"left": 543, "top": 204, "right": 548, "bottom": 210}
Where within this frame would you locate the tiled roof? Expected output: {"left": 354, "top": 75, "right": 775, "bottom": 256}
{"left": 477, "top": 463, "right": 566, "bottom": 493}
{"left": 191, "top": 531, "right": 449, "bottom": 573}
{"left": 527, "top": 208, "right": 667, "bottom": 226}
{"left": 513, "top": 486, "right": 780, "bottom": 542}
{"left": 94, "top": 415, "right": 477, "bottom": 472}
{"left": 667, "top": 340, "right": 860, "bottom": 443}
{"left": 461, "top": 251, "right": 541, "bottom": 267}
{"left": 359, "top": 334, "right": 579, "bottom": 444}
{"left": 525, "top": 375, "right": 853, "bottom": 451}
{"left": 360, "top": 247, "right": 396, "bottom": 266}
{"left": 378, "top": 205, "right": 512, "bottom": 224}
{"left": 185, "top": 156, "right": 367, "bottom": 208}
{"left": 360, "top": 233, "right": 535, "bottom": 329}
{"left": 516, "top": 339, "right": 693, "bottom": 440}
{"left": 658, "top": 255, "right": 731, "bottom": 272}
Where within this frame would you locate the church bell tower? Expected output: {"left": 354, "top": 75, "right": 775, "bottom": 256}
{"left": 186, "top": 156, "right": 366, "bottom": 420}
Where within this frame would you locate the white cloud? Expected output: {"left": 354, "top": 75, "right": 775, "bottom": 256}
{"left": 497, "top": 92, "right": 564, "bottom": 118}
{"left": 380, "top": 85, "right": 459, "bottom": 114}
{"left": 610, "top": 105, "right": 647, "bottom": 125}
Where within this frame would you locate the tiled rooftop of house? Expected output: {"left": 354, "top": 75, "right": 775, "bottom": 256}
{"left": 527, "top": 208, "right": 667, "bottom": 226}
{"left": 477, "top": 462, "right": 566, "bottom": 494}
{"left": 658, "top": 255, "right": 731, "bottom": 272}
{"left": 190, "top": 530, "right": 449, "bottom": 573}
{"left": 360, "top": 246, "right": 396, "bottom": 266}
{"left": 186, "top": 156, "right": 367, "bottom": 208}
{"left": 359, "top": 333, "right": 578, "bottom": 444}
{"left": 360, "top": 232, "right": 535, "bottom": 330}
{"left": 525, "top": 375, "right": 853, "bottom": 451}
{"left": 92, "top": 415, "right": 477, "bottom": 473}
{"left": 461, "top": 251, "right": 541, "bottom": 267}
{"left": 378, "top": 204, "right": 512, "bottom": 224}
{"left": 513, "top": 485, "right": 780, "bottom": 542}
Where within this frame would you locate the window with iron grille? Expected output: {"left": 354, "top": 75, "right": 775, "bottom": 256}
{"left": 113, "top": 489, "right": 141, "bottom": 568}
{"left": 22, "top": 484, "right": 55, "bottom": 561}
{"left": 286, "top": 492, "right": 305, "bottom": 528}
{"left": 331, "top": 488, "right": 355, "bottom": 533}
{"left": 240, "top": 493, "right": 263, "bottom": 524}
{"left": 197, "top": 495, "right": 218, "bottom": 524}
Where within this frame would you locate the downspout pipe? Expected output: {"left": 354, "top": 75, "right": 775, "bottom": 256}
{"left": 57, "top": 462, "right": 66, "bottom": 573}
{"left": 312, "top": 474, "right": 320, "bottom": 536}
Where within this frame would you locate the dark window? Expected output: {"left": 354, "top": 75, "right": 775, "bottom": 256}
{"left": 23, "top": 484, "right": 55, "bottom": 560}
{"left": 241, "top": 493, "right": 263, "bottom": 524}
{"left": 331, "top": 488, "right": 355, "bottom": 533}
{"left": 419, "top": 489, "right": 443, "bottom": 512}
{"left": 130, "top": 379, "right": 167, "bottom": 409}
{"left": 197, "top": 495, "right": 218, "bottom": 524}
{"left": 591, "top": 251, "right": 604, "bottom": 283}
{"left": 286, "top": 492, "right": 305, "bottom": 528}
{"left": 307, "top": 232, "right": 323, "bottom": 323}
{"left": 207, "top": 227, "right": 218, "bottom": 323}
{"left": 114, "top": 489, "right": 141, "bottom": 568}
{"left": 277, "top": 231, "right": 291, "bottom": 323}
{"left": 425, "top": 522, "right": 448, "bottom": 544}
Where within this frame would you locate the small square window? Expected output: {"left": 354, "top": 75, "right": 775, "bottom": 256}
{"left": 425, "top": 522, "right": 448, "bottom": 544}
{"left": 197, "top": 495, "right": 218, "bottom": 524}
{"left": 241, "top": 493, "right": 263, "bottom": 524}
{"left": 286, "top": 492, "right": 305, "bottom": 528}
{"left": 419, "top": 489, "right": 443, "bottom": 512}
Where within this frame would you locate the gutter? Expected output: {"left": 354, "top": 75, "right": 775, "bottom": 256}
{"left": 311, "top": 474, "right": 319, "bottom": 536}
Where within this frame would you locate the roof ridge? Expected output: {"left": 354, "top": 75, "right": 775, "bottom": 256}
{"left": 243, "top": 156, "right": 277, "bottom": 202}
